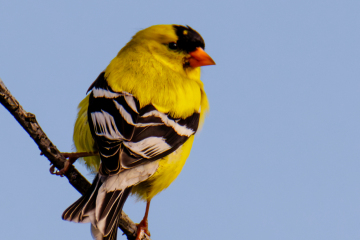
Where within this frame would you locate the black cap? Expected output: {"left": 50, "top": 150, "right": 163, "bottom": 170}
{"left": 173, "top": 25, "right": 205, "bottom": 53}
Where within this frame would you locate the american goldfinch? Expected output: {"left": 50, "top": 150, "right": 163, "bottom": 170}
{"left": 61, "top": 24, "right": 215, "bottom": 240}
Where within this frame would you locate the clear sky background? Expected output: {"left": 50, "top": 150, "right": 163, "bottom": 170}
{"left": 1, "top": 1, "right": 360, "bottom": 239}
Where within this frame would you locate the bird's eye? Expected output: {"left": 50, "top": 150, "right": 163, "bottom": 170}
{"left": 168, "top": 42, "right": 177, "bottom": 50}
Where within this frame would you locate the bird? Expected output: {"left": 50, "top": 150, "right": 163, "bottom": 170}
{"left": 59, "top": 24, "right": 215, "bottom": 240}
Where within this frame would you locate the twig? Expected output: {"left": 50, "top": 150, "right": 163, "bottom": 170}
{"left": 0, "top": 78, "right": 146, "bottom": 240}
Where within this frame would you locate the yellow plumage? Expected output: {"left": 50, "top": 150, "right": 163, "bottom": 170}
{"left": 106, "top": 25, "right": 207, "bottom": 118}
{"left": 75, "top": 25, "right": 209, "bottom": 198}
{"left": 73, "top": 94, "right": 100, "bottom": 172}
{"left": 132, "top": 135, "right": 195, "bottom": 200}
{"left": 66, "top": 24, "right": 214, "bottom": 240}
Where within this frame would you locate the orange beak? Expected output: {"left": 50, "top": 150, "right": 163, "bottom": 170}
{"left": 189, "top": 47, "right": 216, "bottom": 68}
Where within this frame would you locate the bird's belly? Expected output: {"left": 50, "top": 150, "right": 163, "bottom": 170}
{"left": 131, "top": 136, "right": 195, "bottom": 200}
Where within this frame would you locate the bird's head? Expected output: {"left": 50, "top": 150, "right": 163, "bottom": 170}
{"left": 128, "top": 24, "right": 215, "bottom": 71}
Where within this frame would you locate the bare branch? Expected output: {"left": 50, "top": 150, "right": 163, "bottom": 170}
{"left": 0, "top": 78, "right": 145, "bottom": 240}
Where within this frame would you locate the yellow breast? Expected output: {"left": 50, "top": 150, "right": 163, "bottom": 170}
{"left": 131, "top": 135, "right": 195, "bottom": 200}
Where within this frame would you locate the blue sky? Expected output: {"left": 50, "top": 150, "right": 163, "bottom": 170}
{"left": 1, "top": 1, "right": 360, "bottom": 239}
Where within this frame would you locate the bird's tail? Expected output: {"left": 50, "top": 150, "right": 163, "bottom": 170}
{"left": 62, "top": 174, "right": 132, "bottom": 240}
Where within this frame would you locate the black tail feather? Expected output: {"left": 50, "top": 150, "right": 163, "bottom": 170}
{"left": 91, "top": 215, "right": 120, "bottom": 240}
{"left": 62, "top": 174, "right": 132, "bottom": 240}
{"left": 98, "top": 187, "right": 132, "bottom": 236}
{"left": 62, "top": 174, "right": 101, "bottom": 222}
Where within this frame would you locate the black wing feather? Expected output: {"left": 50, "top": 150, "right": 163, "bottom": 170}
{"left": 87, "top": 73, "right": 200, "bottom": 175}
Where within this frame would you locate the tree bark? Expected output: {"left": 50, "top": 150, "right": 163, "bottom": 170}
{"left": 0, "top": 78, "right": 149, "bottom": 240}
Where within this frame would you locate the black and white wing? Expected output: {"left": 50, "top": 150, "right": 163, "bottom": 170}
{"left": 88, "top": 72, "right": 200, "bottom": 176}
{"left": 63, "top": 72, "right": 200, "bottom": 238}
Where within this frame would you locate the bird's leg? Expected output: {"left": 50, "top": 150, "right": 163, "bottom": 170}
{"left": 49, "top": 152, "right": 98, "bottom": 177}
{"left": 136, "top": 200, "right": 151, "bottom": 240}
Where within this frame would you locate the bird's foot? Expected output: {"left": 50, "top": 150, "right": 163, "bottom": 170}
{"left": 48, "top": 152, "right": 97, "bottom": 177}
{"left": 136, "top": 219, "right": 151, "bottom": 240}
{"left": 49, "top": 157, "right": 74, "bottom": 177}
